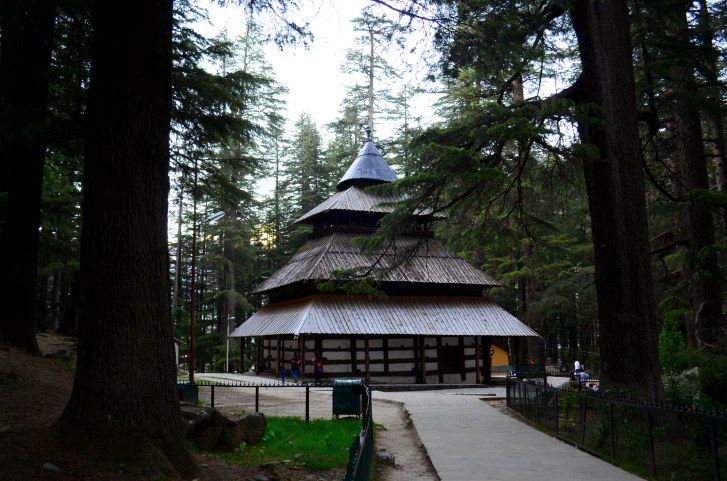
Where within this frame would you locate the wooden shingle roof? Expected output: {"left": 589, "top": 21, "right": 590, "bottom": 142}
{"left": 230, "top": 294, "right": 537, "bottom": 337}
{"left": 253, "top": 232, "right": 501, "bottom": 294}
{"left": 294, "top": 186, "right": 399, "bottom": 225}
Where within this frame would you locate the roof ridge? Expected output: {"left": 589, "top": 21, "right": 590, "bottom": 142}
{"left": 293, "top": 296, "right": 317, "bottom": 336}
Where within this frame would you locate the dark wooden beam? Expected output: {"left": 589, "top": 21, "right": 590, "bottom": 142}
{"left": 475, "top": 336, "right": 481, "bottom": 384}
{"left": 482, "top": 336, "right": 492, "bottom": 384}
{"left": 365, "top": 336, "right": 370, "bottom": 383}
{"left": 299, "top": 334, "right": 306, "bottom": 379}
{"left": 420, "top": 336, "right": 427, "bottom": 384}
{"left": 436, "top": 336, "right": 444, "bottom": 383}
{"left": 459, "top": 336, "right": 466, "bottom": 381}
{"left": 350, "top": 336, "right": 357, "bottom": 374}
{"left": 383, "top": 338, "right": 389, "bottom": 374}
{"left": 276, "top": 335, "right": 281, "bottom": 374}
{"left": 239, "top": 338, "right": 245, "bottom": 373}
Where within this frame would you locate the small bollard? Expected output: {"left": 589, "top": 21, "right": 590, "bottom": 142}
{"left": 255, "top": 386, "right": 259, "bottom": 413}
{"left": 305, "top": 385, "right": 310, "bottom": 423}
{"left": 211, "top": 385, "right": 215, "bottom": 408}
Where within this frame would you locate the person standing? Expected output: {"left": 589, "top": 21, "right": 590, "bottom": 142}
{"left": 280, "top": 360, "right": 287, "bottom": 384}
{"left": 291, "top": 352, "right": 301, "bottom": 383}
{"left": 312, "top": 352, "right": 324, "bottom": 386}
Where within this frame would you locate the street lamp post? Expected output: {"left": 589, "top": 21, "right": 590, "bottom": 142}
{"left": 225, "top": 316, "right": 234, "bottom": 373}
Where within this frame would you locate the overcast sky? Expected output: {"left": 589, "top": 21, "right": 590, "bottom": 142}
{"left": 193, "top": 0, "right": 441, "bottom": 142}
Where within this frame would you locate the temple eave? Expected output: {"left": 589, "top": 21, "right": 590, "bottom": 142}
{"left": 230, "top": 294, "right": 538, "bottom": 338}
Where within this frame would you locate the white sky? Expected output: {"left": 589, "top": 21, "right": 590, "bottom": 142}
{"left": 171, "top": 1, "right": 442, "bottom": 237}
{"left": 193, "top": 0, "right": 441, "bottom": 144}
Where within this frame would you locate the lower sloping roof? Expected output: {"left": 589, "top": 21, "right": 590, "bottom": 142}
{"left": 229, "top": 295, "right": 537, "bottom": 337}
{"left": 253, "top": 232, "right": 501, "bottom": 294}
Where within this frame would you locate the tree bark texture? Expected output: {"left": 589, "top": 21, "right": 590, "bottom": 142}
{"left": 667, "top": 2, "right": 724, "bottom": 346}
{"left": 54, "top": 1, "right": 198, "bottom": 476}
{"left": 0, "top": 0, "right": 56, "bottom": 353}
{"left": 570, "top": 0, "right": 663, "bottom": 401}
{"left": 171, "top": 175, "right": 184, "bottom": 322}
{"left": 696, "top": 0, "right": 727, "bottom": 227}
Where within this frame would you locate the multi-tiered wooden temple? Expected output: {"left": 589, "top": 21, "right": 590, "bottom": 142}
{"left": 231, "top": 139, "right": 537, "bottom": 383}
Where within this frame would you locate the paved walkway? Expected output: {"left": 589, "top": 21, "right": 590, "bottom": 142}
{"left": 197, "top": 374, "right": 641, "bottom": 481}
{"left": 374, "top": 389, "right": 641, "bottom": 481}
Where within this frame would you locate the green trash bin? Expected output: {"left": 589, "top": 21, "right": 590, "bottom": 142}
{"left": 177, "top": 382, "right": 199, "bottom": 404}
{"left": 332, "top": 379, "right": 363, "bottom": 417}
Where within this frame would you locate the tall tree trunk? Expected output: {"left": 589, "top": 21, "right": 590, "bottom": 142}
{"left": 54, "top": 1, "right": 198, "bottom": 476}
{"left": 37, "top": 275, "right": 49, "bottom": 329}
{"left": 512, "top": 75, "right": 543, "bottom": 364}
{"left": 668, "top": 2, "right": 724, "bottom": 346}
{"left": 51, "top": 268, "right": 63, "bottom": 331}
{"left": 367, "top": 29, "right": 375, "bottom": 137}
{"left": 57, "top": 274, "right": 80, "bottom": 336}
{"left": 696, "top": 0, "right": 727, "bottom": 227}
{"left": 0, "top": 0, "right": 56, "bottom": 353}
{"left": 570, "top": 0, "right": 663, "bottom": 401}
{"left": 171, "top": 175, "right": 184, "bottom": 322}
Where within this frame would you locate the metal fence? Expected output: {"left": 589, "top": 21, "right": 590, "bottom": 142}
{"left": 506, "top": 377, "right": 727, "bottom": 480}
{"left": 180, "top": 379, "right": 331, "bottom": 422}
{"left": 179, "top": 379, "right": 374, "bottom": 481}
{"left": 343, "top": 384, "right": 373, "bottom": 481}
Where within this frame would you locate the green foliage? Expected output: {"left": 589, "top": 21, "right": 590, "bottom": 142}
{"left": 202, "top": 416, "right": 360, "bottom": 471}
{"left": 697, "top": 339, "right": 727, "bottom": 405}
{"left": 658, "top": 309, "right": 692, "bottom": 375}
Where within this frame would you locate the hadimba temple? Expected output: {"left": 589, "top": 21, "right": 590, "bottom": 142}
{"left": 231, "top": 137, "right": 536, "bottom": 384}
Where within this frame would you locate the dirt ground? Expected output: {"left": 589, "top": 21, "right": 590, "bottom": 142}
{"left": 196, "top": 377, "right": 439, "bottom": 481}
{"left": 0, "top": 334, "right": 342, "bottom": 481}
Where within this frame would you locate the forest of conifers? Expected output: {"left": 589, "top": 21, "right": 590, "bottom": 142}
{"left": 0, "top": 0, "right": 724, "bottom": 476}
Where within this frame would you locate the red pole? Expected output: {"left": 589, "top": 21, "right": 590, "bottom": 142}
{"left": 188, "top": 161, "right": 198, "bottom": 382}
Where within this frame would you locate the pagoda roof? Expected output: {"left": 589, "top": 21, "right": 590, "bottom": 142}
{"left": 229, "top": 294, "right": 537, "bottom": 337}
{"left": 253, "top": 232, "right": 501, "bottom": 294}
{"left": 294, "top": 186, "right": 400, "bottom": 224}
{"left": 336, "top": 140, "right": 398, "bottom": 191}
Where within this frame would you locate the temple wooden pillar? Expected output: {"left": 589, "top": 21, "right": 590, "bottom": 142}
{"left": 482, "top": 336, "right": 492, "bottom": 384}
{"left": 383, "top": 338, "right": 389, "bottom": 374}
{"left": 350, "top": 336, "right": 357, "bottom": 374}
{"left": 474, "top": 336, "right": 481, "bottom": 384}
{"left": 419, "top": 336, "right": 427, "bottom": 384}
{"left": 436, "top": 337, "right": 444, "bottom": 383}
{"left": 364, "top": 336, "right": 370, "bottom": 383}
{"left": 299, "top": 334, "right": 306, "bottom": 380}
{"left": 255, "top": 337, "right": 261, "bottom": 374}
{"left": 276, "top": 335, "right": 281, "bottom": 374}
{"left": 458, "top": 336, "right": 466, "bottom": 381}
{"left": 239, "top": 338, "right": 245, "bottom": 373}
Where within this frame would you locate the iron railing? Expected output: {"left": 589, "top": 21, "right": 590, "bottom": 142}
{"left": 506, "top": 377, "right": 727, "bottom": 480}
{"left": 179, "top": 379, "right": 375, "bottom": 480}
{"left": 178, "top": 379, "right": 331, "bottom": 422}
{"left": 343, "top": 385, "right": 373, "bottom": 481}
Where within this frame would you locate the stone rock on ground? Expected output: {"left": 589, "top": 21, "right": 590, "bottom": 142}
{"left": 376, "top": 449, "right": 396, "bottom": 466}
{"left": 181, "top": 403, "right": 266, "bottom": 451}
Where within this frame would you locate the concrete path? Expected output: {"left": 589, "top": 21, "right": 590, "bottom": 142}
{"left": 197, "top": 374, "right": 640, "bottom": 481}
{"left": 374, "top": 389, "right": 642, "bottom": 481}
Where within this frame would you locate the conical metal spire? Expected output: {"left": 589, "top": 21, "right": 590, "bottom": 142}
{"left": 336, "top": 139, "right": 398, "bottom": 191}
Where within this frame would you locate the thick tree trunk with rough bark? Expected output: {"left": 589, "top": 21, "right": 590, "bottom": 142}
{"left": 54, "top": 1, "right": 198, "bottom": 476}
{"left": 171, "top": 176, "right": 184, "bottom": 322}
{"left": 51, "top": 268, "right": 63, "bottom": 331}
{"left": 570, "top": 0, "right": 663, "bottom": 401}
{"left": 667, "top": 3, "right": 724, "bottom": 346}
{"left": 0, "top": 0, "right": 56, "bottom": 353}
{"left": 696, "top": 0, "right": 727, "bottom": 228}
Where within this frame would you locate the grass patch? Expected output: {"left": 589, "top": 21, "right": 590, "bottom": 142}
{"left": 202, "top": 416, "right": 361, "bottom": 471}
